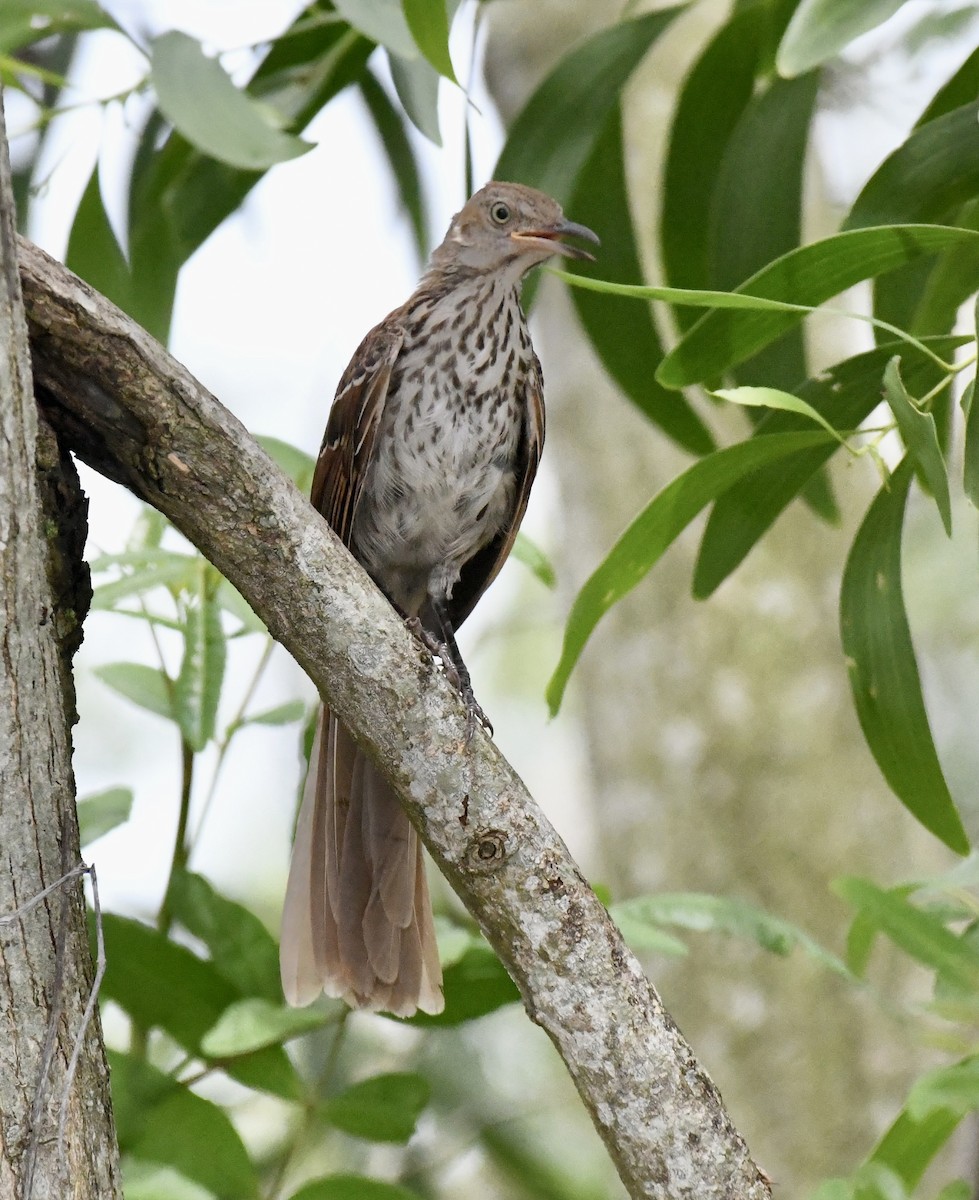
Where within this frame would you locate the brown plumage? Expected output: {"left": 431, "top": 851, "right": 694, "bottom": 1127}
{"left": 280, "top": 181, "right": 598, "bottom": 1016}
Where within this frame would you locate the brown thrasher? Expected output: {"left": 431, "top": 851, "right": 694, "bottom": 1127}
{"left": 279, "top": 181, "right": 598, "bottom": 1016}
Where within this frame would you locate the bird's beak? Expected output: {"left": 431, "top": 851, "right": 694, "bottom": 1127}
{"left": 511, "top": 219, "right": 600, "bottom": 262}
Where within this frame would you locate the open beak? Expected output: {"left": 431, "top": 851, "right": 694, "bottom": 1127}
{"left": 511, "top": 219, "right": 600, "bottom": 262}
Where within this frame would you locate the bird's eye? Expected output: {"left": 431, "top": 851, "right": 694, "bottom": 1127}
{"left": 490, "top": 201, "right": 511, "bottom": 225}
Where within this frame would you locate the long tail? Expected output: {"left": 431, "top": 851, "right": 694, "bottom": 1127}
{"left": 279, "top": 709, "right": 444, "bottom": 1016}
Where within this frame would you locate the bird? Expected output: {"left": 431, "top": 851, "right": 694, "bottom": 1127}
{"left": 279, "top": 181, "right": 599, "bottom": 1017}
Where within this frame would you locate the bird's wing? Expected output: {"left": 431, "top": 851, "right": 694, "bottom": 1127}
{"left": 448, "top": 354, "right": 545, "bottom": 629}
{"left": 311, "top": 321, "right": 405, "bottom": 545}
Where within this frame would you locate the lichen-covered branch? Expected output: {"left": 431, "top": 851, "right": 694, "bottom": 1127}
{"left": 18, "top": 233, "right": 771, "bottom": 1200}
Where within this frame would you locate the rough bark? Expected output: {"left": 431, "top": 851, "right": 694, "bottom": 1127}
{"left": 15, "top": 232, "right": 772, "bottom": 1198}
{"left": 0, "top": 93, "right": 120, "bottom": 1200}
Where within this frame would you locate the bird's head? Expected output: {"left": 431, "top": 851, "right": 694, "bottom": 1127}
{"left": 431, "top": 181, "right": 599, "bottom": 278}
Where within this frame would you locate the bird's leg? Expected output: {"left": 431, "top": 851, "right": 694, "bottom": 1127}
{"left": 408, "top": 601, "right": 493, "bottom": 740}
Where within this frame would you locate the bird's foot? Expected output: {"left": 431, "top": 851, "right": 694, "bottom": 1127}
{"left": 404, "top": 617, "right": 493, "bottom": 740}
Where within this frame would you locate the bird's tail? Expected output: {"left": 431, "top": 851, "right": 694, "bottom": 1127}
{"left": 280, "top": 708, "right": 444, "bottom": 1017}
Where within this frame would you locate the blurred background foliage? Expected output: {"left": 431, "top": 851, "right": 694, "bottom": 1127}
{"left": 6, "top": 0, "right": 979, "bottom": 1196}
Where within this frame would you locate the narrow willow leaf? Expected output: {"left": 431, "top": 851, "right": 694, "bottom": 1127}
{"left": 845, "top": 103, "right": 979, "bottom": 230}
{"left": 109, "top": 1052, "right": 257, "bottom": 1199}
{"left": 867, "top": 1101, "right": 966, "bottom": 1189}
{"left": 570, "top": 104, "right": 713, "bottom": 455}
{"left": 402, "top": 0, "right": 456, "bottom": 82}
{"left": 612, "top": 893, "right": 849, "bottom": 975}
{"left": 201, "top": 998, "right": 330, "bottom": 1056}
{"left": 834, "top": 878, "right": 979, "bottom": 987}
{"left": 495, "top": 8, "right": 683, "bottom": 205}
{"left": 66, "top": 165, "right": 133, "bottom": 315}
{"left": 388, "top": 51, "right": 441, "bottom": 144}
{"left": 712, "top": 386, "right": 848, "bottom": 443}
{"left": 840, "top": 471, "right": 968, "bottom": 854}
{"left": 777, "top": 0, "right": 910, "bottom": 76}
{"left": 151, "top": 32, "right": 312, "bottom": 171}
{"left": 658, "top": 225, "right": 979, "bottom": 388}
{"left": 174, "top": 566, "right": 227, "bottom": 751}
{"left": 918, "top": 46, "right": 979, "bottom": 127}
{"left": 611, "top": 910, "right": 689, "bottom": 957}
{"left": 323, "top": 1073, "right": 430, "bottom": 1143}
{"left": 78, "top": 787, "right": 133, "bottom": 845}
{"left": 694, "top": 337, "right": 966, "bottom": 598}
{"left": 129, "top": 20, "right": 371, "bottom": 340}
{"left": 882, "top": 357, "right": 952, "bottom": 535}
{"left": 546, "top": 431, "right": 832, "bottom": 713}
{"left": 908, "top": 1059, "right": 979, "bottom": 1120}
{"left": 166, "top": 870, "right": 282, "bottom": 1002}
{"left": 289, "top": 1177, "right": 422, "bottom": 1200}
{"left": 0, "top": 0, "right": 120, "bottom": 55}
{"left": 94, "top": 663, "right": 174, "bottom": 721}
{"left": 334, "top": 0, "right": 415, "bottom": 58}
{"left": 359, "top": 71, "right": 427, "bottom": 261}
{"left": 91, "top": 554, "right": 197, "bottom": 610}
{"left": 964, "top": 297, "right": 979, "bottom": 508}
{"left": 242, "top": 700, "right": 307, "bottom": 727}
{"left": 661, "top": 3, "right": 764, "bottom": 328}
{"left": 511, "top": 532, "right": 556, "bottom": 590}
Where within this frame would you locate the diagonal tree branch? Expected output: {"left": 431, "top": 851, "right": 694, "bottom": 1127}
{"left": 18, "top": 232, "right": 772, "bottom": 1200}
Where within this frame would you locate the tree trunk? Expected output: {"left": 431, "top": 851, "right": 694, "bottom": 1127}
{"left": 0, "top": 89, "right": 121, "bottom": 1200}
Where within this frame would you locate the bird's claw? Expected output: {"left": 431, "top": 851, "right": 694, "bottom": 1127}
{"left": 404, "top": 616, "right": 493, "bottom": 740}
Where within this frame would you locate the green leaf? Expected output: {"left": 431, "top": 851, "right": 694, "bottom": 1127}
{"left": 150, "top": 32, "right": 313, "bottom": 171}
{"left": 569, "top": 104, "right": 713, "bottom": 455}
{"left": 91, "top": 553, "right": 198, "bottom": 610}
{"left": 216, "top": 578, "right": 267, "bottom": 635}
{"left": 388, "top": 50, "right": 441, "bottom": 144}
{"left": 409, "top": 943, "right": 520, "bottom": 1026}
{"left": 777, "top": 0, "right": 910, "bottom": 76}
{"left": 834, "top": 878, "right": 979, "bottom": 989}
{"left": 174, "top": 565, "right": 227, "bottom": 751}
{"left": 77, "top": 787, "right": 133, "bottom": 845}
{"left": 707, "top": 71, "right": 818, "bottom": 393}
{"left": 881, "top": 358, "right": 952, "bottom": 535}
{"left": 612, "top": 893, "right": 849, "bottom": 975}
{"left": 122, "top": 1161, "right": 213, "bottom": 1200}
{"left": 166, "top": 870, "right": 282, "bottom": 1003}
{"left": 546, "top": 431, "right": 832, "bottom": 714}
{"left": 693, "top": 337, "right": 966, "bottom": 598}
{"left": 839, "top": 460, "right": 968, "bottom": 853}
{"left": 0, "top": 0, "right": 120, "bottom": 55}
{"left": 845, "top": 104, "right": 979, "bottom": 229}
{"left": 129, "top": 19, "right": 372, "bottom": 340}
{"left": 334, "top": 0, "right": 416, "bottom": 58}
{"left": 242, "top": 699, "right": 307, "bottom": 727}
{"left": 359, "top": 71, "right": 427, "bottom": 261}
{"left": 66, "top": 165, "right": 133, "bottom": 315}
{"left": 98, "top": 912, "right": 298, "bottom": 1098}
{"left": 511, "top": 532, "right": 556, "bottom": 590}
{"left": 712, "top": 386, "right": 848, "bottom": 443}
{"left": 658, "top": 225, "right": 979, "bottom": 388}
{"left": 495, "top": 8, "right": 683, "bottom": 205}
{"left": 289, "top": 1177, "right": 422, "bottom": 1200}
{"left": 202, "top": 998, "right": 331, "bottom": 1056}
{"left": 867, "top": 1101, "right": 967, "bottom": 1190}
{"left": 611, "top": 909, "right": 689, "bottom": 957}
{"left": 256, "top": 435, "right": 316, "bottom": 491}
{"left": 99, "top": 913, "right": 237, "bottom": 1049}
{"left": 94, "top": 663, "right": 174, "bottom": 721}
{"left": 907, "top": 1059, "right": 979, "bottom": 1120}
{"left": 323, "top": 1073, "right": 430, "bottom": 1143}
{"left": 661, "top": 3, "right": 765, "bottom": 328}
{"left": 964, "top": 298, "right": 979, "bottom": 508}
{"left": 109, "top": 1052, "right": 257, "bottom": 1199}
{"left": 402, "top": 0, "right": 456, "bottom": 82}
{"left": 918, "top": 46, "right": 979, "bottom": 127}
